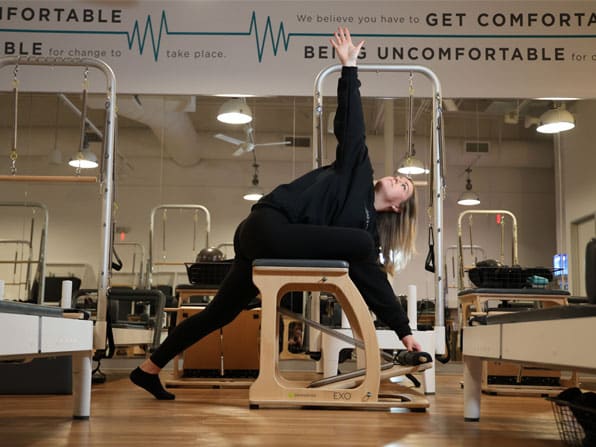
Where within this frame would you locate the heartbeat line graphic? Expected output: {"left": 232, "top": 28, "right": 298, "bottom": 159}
{"left": 1, "top": 10, "right": 594, "bottom": 62}
{"left": 126, "top": 10, "right": 292, "bottom": 62}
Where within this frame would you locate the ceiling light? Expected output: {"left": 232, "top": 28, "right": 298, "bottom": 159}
{"left": 536, "top": 97, "right": 579, "bottom": 101}
{"left": 243, "top": 158, "right": 263, "bottom": 201}
{"left": 398, "top": 75, "right": 429, "bottom": 176}
{"left": 215, "top": 93, "right": 256, "bottom": 98}
{"left": 243, "top": 186, "right": 264, "bottom": 201}
{"left": 457, "top": 190, "right": 481, "bottom": 206}
{"left": 68, "top": 149, "right": 98, "bottom": 169}
{"left": 536, "top": 107, "right": 575, "bottom": 134}
{"left": 68, "top": 135, "right": 98, "bottom": 169}
{"left": 217, "top": 98, "right": 253, "bottom": 125}
{"left": 397, "top": 156, "right": 428, "bottom": 175}
{"left": 457, "top": 167, "right": 480, "bottom": 206}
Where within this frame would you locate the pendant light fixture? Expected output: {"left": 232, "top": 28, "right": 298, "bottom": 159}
{"left": 69, "top": 69, "right": 98, "bottom": 171}
{"left": 524, "top": 103, "right": 575, "bottom": 134}
{"left": 457, "top": 167, "right": 480, "bottom": 206}
{"left": 397, "top": 73, "right": 427, "bottom": 176}
{"left": 536, "top": 104, "right": 575, "bottom": 134}
{"left": 243, "top": 151, "right": 264, "bottom": 201}
{"left": 397, "top": 146, "right": 427, "bottom": 175}
{"left": 217, "top": 97, "right": 253, "bottom": 125}
{"left": 68, "top": 134, "right": 98, "bottom": 169}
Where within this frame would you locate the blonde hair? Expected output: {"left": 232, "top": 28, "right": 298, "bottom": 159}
{"left": 376, "top": 186, "right": 417, "bottom": 274}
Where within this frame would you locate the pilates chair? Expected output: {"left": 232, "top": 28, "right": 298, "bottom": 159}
{"left": 248, "top": 259, "right": 432, "bottom": 410}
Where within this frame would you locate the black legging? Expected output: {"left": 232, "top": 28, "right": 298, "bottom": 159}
{"left": 150, "top": 206, "right": 375, "bottom": 367}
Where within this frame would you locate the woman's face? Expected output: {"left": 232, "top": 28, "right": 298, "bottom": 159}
{"left": 375, "top": 175, "right": 414, "bottom": 211}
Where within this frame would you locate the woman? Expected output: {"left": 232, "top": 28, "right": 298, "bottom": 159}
{"left": 131, "top": 27, "right": 420, "bottom": 400}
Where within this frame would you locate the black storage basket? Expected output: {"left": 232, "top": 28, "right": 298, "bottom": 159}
{"left": 185, "top": 260, "right": 233, "bottom": 287}
{"left": 468, "top": 266, "right": 553, "bottom": 289}
{"left": 468, "top": 266, "right": 524, "bottom": 288}
{"left": 547, "top": 397, "right": 596, "bottom": 447}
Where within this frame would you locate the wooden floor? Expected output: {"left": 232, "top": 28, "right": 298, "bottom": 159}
{"left": 0, "top": 364, "right": 567, "bottom": 447}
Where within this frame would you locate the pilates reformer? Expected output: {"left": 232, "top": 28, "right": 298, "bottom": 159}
{"left": 463, "top": 305, "right": 596, "bottom": 421}
{"left": 457, "top": 209, "right": 574, "bottom": 395}
{"left": 0, "top": 55, "right": 117, "bottom": 419}
{"left": 248, "top": 63, "right": 446, "bottom": 410}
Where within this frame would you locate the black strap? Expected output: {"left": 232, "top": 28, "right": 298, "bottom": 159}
{"left": 425, "top": 226, "right": 435, "bottom": 273}
{"left": 105, "top": 308, "right": 115, "bottom": 358}
{"left": 93, "top": 306, "right": 115, "bottom": 361}
{"left": 112, "top": 247, "right": 123, "bottom": 271}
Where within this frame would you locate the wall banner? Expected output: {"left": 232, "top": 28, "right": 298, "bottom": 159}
{"left": 1, "top": 0, "right": 596, "bottom": 98}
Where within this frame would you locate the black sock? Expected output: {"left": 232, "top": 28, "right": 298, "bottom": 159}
{"left": 130, "top": 367, "right": 175, "bottom": 400}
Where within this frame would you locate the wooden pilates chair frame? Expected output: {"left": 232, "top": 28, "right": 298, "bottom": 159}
{"left": 249, "top": 259, "right": 431, "bottom": 410}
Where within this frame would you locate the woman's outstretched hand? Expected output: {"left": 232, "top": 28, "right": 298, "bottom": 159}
{"left": 329, "top": 26, "right": 365, "bottom": 67}
{"left": 401, "top": 334, "right": 422, "bottom": 352}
